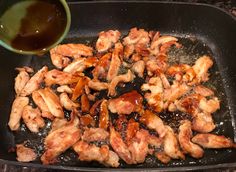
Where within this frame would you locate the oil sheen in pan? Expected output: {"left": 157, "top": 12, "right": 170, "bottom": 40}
{"left": 14, "top": 36, "right": 233, "bottom": 168}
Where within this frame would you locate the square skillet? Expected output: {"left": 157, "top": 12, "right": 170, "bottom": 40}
{"left": 0, "top": 1, "right": 236, "bottom": 171}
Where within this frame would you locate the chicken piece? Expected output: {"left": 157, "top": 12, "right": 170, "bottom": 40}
{"left": 146, "top": 54, "right": 168, "bottom": 76}
{"left": 108, "top": 91, "right": 143, "bottom": 115}
{"left": 123, "top": 28, "right": 150, "bottom": 46}
{"left": 80, "top": 114, "right": 95, "bottom": 127}
{"left": 150, "top": 35, "right": 178, "bottom": 55}
{"left": 88, "top": 80, "right": 109, "bottom": 91}
{"left": 110, "top": 126, "right": 133, "bottom": 164}
{"left": 192, "top": 112, "right": 215, "bottom": 133}
{"left": 128, "top": 129, "right": 149, "bottom": 164}
{"left": 50, "top": 48, "right": 70, "bottom": 69}
{"left": 107, "top": 43, "right": 123, "bottom": 82}
{"left": 63, "top": 57, "right": 97, "bottom": 74}
{"left": 20, "top": 66, "right": 48, "bottom": 96}
{"left": 99, "top": 100, "right": 109, "bottom": 130}
{"left": 193, "top": 85, "right": 214, "bottom": 97}
{"left": 15, "top": 66, "right": 34, "bottom": 73}
{"left": 160, "top": 73, "right": 170, "bottom": 89}
{"left": 52, "top": 43, "right": 93, "bottom": 58}
{"left": 16, "top": 144, "right": 37, "bottom": 162}
{"left": 92, "top": 53, "right": 111, "bottom": 80}
{"left": 192, "top": 55, "right": 213, "bottom": 83}
{"left": 163, "top": 126, "right": 185, "bottom": 160}
{"left": 178, "top": 120, "right": 204, "bottom": 158}
{"left": 89, "top": 99, "right": 103, "bottom": 116}
{"left": 140, "top": 110, "right": 166, "bottom": 138}
{"left": 108, "top": 70, "right": 134, "bottom": 96}
{"left": 81, "top": 94, "right": 90, "bottom": 113}
{"left": 131, "top": 53, "right": 141, "bottom": 62}
{"left": 141, "top": 77, "right": 164, "bottom": 112}
{"left": 45, "top": 69, "right": 81, "bottom": 86}
{"left": 124, "top": 44, "right": 134, "bottom": 59}
{"left": 175, "top": 94, "right": 202, "bottom": 116}
{"left": 73, "top": 141, "right": 120, "bottom": 167}
{"left": 38, "top": 88, "right": 64, "bottom": 118}
{"left": 163, "top": 82, "right": 190, "bottom": 103}
{"left": 115, "top": 115, "right": 128, "bottom": 134}
{"left": 59, "top": 92, "right": 79, "bottom": 111}
{"left": 96, "top": 30, "right": 121, "bottom": 52}
{"left": 82, "top": 128, "right": 109, "bottom": 142}
{"left": 147, "top": 134, "right": 162, "bottom": 148}
{"left": 159, "top": 40, "right": 181, "bottom": 54}
{"left": 51, "top": 118, "right": 68, "bottom": 132}
{"left": 41, "top": 116, "right": 80, "bottom": 164}
{"left": 192, "top": 134, "right": 236, "bottom": 149}
{"left": 32, "top": 91, "right": 54, "bottom": 120}
{"left": 199, "top": 97, "right": 220, "bottom": 114}
{"left": 14, "top": 69, "right": 30, "bottom": 95}
{"left": 126, "top": 119, "right": 139, "bottom": 144}
{"left": 71, "top": 76, "right": 90, "bottom": 101}
{"left": 8, "top": 96, "right": 29, "bottom": 131}
{"left": 56, "top": 85, "right": 73, "bottom": 94}
{"left": 22, "top": 105, "right": 45, "bottom": 133}
{"left": 167, "top": 64, "right": 191, "bottom": 78}
{"left": 131, "top": 60, "right": 145, "bottom": 78}
{"left": 155, "top": 152, "right": 171, "bottom": 164}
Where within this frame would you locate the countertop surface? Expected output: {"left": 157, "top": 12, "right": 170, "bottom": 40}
{"left": 1, "top": 0, "right": 235, "bottom": 172}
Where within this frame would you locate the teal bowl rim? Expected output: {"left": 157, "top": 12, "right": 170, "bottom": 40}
{"left": 0, "top": 0, "right": 71, "bottom": 55}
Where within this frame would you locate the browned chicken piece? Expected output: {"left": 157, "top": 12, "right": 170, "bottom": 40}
{"left": 59, "top": 92, "right": 79, "bottom": 111}
{"left": 44, "top": 69, "right": 81, "bottom": 86}
{"left": 82, "top": 128, "right": 109, "bottom": 142}
{"left": 146, "top": 54, "right": 168, "bottom": 76}
{"left": 140, "top": 110, "right": 166, "bottom": 138}
{"left": 8, "top": 96, "right": 29, "bottom": 131}
{"left": 15, "top": 66, "right": 34, "bottom": 73}
{"left": 63, "top": 57, "right": 97, "bottom": 74}
{"left": 56, "top": 85, "right": 73, "bottom": 94}
{"left": 96, "top": 30, "right": 121, "bottom": 52}
{"left": 168, "top": 103, "right": 177, "bottom": 112}
{"left": 20, "top": 66, "right": 48, "bottom": 96}
{"left": 108, "top": 70, "right": 134, "bottom": 96}
{"left": 192, "top": 134, "right": 236, "bottom": 149}
{"left": 51, "top": 118, "right": 68, "bottom": 132}
{"left": 88, "top": 80, "right": 109, "bottom": 91}
{"left": 16, "top": 144, "right": 37, "bottom": 162}
{"left": 126, "top": 119, "right": 140, "bottom": 144}
{"left": 164, "top": 82, "right": 190, "bottom": 103}
{"left": 128, "top": 129, "right": 149, "bottom": 164}
{"left": 163, "top": 126, "right": 185, "bottom": 160}
{"left": 167, "top": 64, "right": 191, "bottom": 77}
{"left": 192, "top": 55, "right": 213, "bottom": 83}
{"left": 41, "top": 116, "right": 80, "bottom": 164}
{"left": 110, "top": 126, "right": 133, "bottom": 164}
{"left": 175, "top": 94, "right": 202, "bottom": 116}
{"left": 141, "top": 77, "right": 164, "bottom": 112}
{"left": 89, "top": 99, "right": 103, "bottom": 116}
{"left": 115, "top": 115, "right": 128, "bottom": 132}
{"left": 14, "top": 69, "right": 30, "bottom": 95}
{"left": 131, "top": 53, "right": 142, "bottom": 62}
{"left": 50, "top": 48, "right": 70, "bottom": 69}
{"left": 150, "top": 35, "right": 178, "bottom": 55}
{"left": 107, "top": 42, "right": 123, "bottom": 82}
{"left": 159, "top": 40, "right": 181, "bottom": 54}
{"left": 81, "top": 94, "right": 90, "bottom": 113}
{"left": 38, "top": 88, "right": 64, "bottom": 118}
{"left": 22, "top": 105, "right": 45, "bottom": 133}
{"left": 73, "top": 141, "right": 120, "bottom": 167}
{"left": 71, "top": 76, "right": 90, "bottom": 101}
{"left": 32, "top": 91, "right": 54, "bottom": 120}
{"left": 131, "top": 60, "right": 145, "bottom": 78}
{"left": 199, "top": 97, "right": 220, "bottom": 114}
{"left": 193, "top": 85, "right": 214, "bottom": 97}
{"left": 123, "top": 28, "right": 150, "bottom": 46}
{"left": 159, "top": 73, "right": 170, "bottom": 89}
{"left": 80, "top": 114, "right": 95, "bottom": 127}
{"left": 124, "top": 44, "right": 134, "bottom": 59}
{"left": 51, "top": 43, "right": 93, "bottom": 58}
{"left": 178, "top": 120, "right": 204, "bottom": 158}
{"left": 108, "top": 91, "right": 143, "bottom": 115}
{"left": 99, "top": 100, "right": 109, "bottom": 130}
{"left": 92, "top": 53, "right": 111, "bottom": 80}
{"left": 147, "top": 134, "right": 163, "bottom": 148}
{"left": 192, "top": 112, "right": 215, "bottom": 133}
{"left": 155, "top": 152, "right": 171, "bottom": 164}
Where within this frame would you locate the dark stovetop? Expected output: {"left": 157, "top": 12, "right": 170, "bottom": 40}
{"left": 1, "top": 0, "right": 235, "bottom": 172}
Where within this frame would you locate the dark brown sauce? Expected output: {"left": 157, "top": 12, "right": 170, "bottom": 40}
{"left": 11, "top": 0, "right": 67, "bottom": 51}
